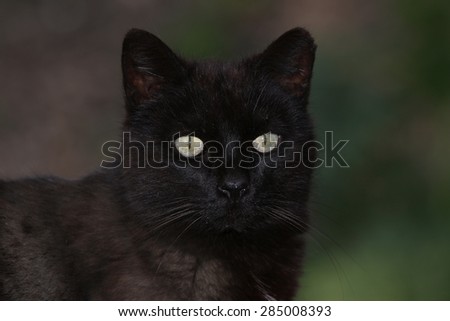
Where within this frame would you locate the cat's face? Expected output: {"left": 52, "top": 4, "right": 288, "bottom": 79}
{"left": 120, "top": 28, "right": 316, "bottom": 236}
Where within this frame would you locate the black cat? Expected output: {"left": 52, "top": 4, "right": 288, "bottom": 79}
{"left": 0, "top": 27, "right": 316, "bottom": 300}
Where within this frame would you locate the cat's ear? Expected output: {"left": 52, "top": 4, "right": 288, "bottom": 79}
{"left": 121, "top": 29, "right": 186, "bottom": 107}
{"left": 258, "top": 27, "right": 316, "bottom": 97}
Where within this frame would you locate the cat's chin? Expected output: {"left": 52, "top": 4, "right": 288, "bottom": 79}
{"left": 206, "top": 205, "right": 259, "bottom": 233}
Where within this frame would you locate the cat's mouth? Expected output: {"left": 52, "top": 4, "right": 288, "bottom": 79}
{"left": 207, "top": 201, "right": 254, "bottom": 233}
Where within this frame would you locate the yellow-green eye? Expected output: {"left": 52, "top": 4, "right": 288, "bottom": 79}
{"left": 252, "top": 132, "right": 280, "bottom": 153}
{"left": 174, "top": 135, "right": 204, "bottom": 157}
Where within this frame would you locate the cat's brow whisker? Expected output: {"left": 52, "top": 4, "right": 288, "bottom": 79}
{"left": 189, "top": 95, "right": 201, "bottom": 118}
{"left": 252, "top": 81, "right": 270, "bottom": 113}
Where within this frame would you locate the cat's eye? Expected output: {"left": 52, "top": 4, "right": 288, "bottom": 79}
{"left": 252, "top": 132, "right": 280, "bottom": 153}
{"left": 174, "top": 135, "right": 204, "bottom": 158}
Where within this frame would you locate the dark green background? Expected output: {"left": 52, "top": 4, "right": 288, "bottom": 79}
{"left": 0, "top": 0, "right": 449, "bottom": 300}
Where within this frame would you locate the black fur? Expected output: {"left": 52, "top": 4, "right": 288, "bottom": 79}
{"left": 0, "top": 27, "right": 316, "bottom": 300}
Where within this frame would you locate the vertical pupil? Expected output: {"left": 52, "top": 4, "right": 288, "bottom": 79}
{"left": 188, "top": 136, "right": 192, "bottom": 150}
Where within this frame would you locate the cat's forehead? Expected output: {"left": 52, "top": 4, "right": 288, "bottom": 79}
{"left": 191, "top": 62, "right": 249, "bottom": 94}
{"left": 186, "top": 63, "right": 267, "bottom": 125}
{"left": 164, "top": 62, "right": 295, "bottom": 143}
{"left": 189, "top": 62, "right": 269, "bottom": 112}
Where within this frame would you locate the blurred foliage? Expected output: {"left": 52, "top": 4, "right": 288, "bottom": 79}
{"left": 1, "top": 0, "right": 449, "bottom": 300}
{"left": 297, "top": 0, "right": 450, "bottom": 300}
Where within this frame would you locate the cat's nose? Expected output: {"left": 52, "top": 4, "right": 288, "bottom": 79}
{"left": 218, "top": 170, "right": 249, "bottom": 202}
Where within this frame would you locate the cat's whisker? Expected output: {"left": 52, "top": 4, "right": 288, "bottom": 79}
{"left": 144, "top": 209, "right": 201, "bottom": 245}
{"left": 270, "top": 202, "right": 358, "bottom": 266}
{"left": 151, "top": 212, "right": 192, "bottom": 232}
{"left": 134, "top": 202, "right": 202, "bottom": 239}
{"left": 259, "top": 204, "right": 354, "bottom": 299}
{"left": 150, "top": 208, "right": 200, "bottom": 232}
{"left": 155, "top": 215, "right": 204, "bottom": 274}
{"left": 171, "top": 215, "right": 203, "bottom": 246}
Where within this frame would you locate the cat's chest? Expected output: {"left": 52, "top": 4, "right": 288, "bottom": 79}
{"left": 191, "top": 258, "right": 236, "bottom": 300}
{"left": 151, "top": 249, "right": 235, "bottom": 300}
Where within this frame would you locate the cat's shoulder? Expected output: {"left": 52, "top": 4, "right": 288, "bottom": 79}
{"left": 0, "top": 177, "right": 66, "bottom": 224}
{"left": 0, "top": 176, "right": 68, "bottom": 201}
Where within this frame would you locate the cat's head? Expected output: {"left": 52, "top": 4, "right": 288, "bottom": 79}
{"left": 120, "top": 28, "right": 316, "bottom": 237}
